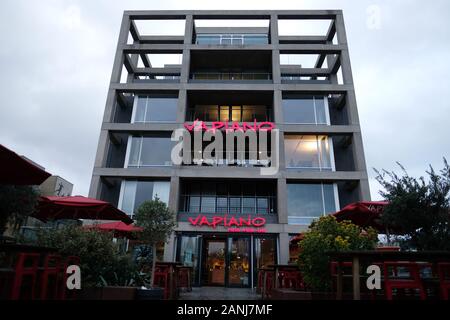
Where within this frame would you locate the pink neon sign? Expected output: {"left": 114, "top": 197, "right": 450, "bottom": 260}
{"left": 188, "top": 214, "right": 267, "bottom": 233}
{"left": 184, "top": 120, "right": 275, "bottom": 132}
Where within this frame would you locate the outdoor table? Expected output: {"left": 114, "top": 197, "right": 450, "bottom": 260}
{"left": 267, "top": 264, "right": 299, "bottom": 289}
{"left": 155, "top": 262, "right": 181, "bottom": 299}
{"left": 328, "top": 250, "right": 450, "bottom": 300}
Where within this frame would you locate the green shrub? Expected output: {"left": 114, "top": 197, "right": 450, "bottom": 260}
{"left": 298, "top": 216, "right": 378, "bottom": 292}
{"left": 36, "top": 225, "right": 140, "bottom": 288}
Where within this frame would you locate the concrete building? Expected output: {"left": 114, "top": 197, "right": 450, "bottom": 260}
{"left": 89, "top": 10, "right": 370, "bottom": 288}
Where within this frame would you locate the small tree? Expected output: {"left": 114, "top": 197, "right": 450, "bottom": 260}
{"left": 134, "top": 197, "right": 176, "bottom": 288}
{"left": 298, "top": 216, "right": 378, "bottom": 292}
{"left": 0, "top": 185, "right": 40, "bottom": 235}
{"left": 374, "top": 159, "right": 450, "bottom": 250}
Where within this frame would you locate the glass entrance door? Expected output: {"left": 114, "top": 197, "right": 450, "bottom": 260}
{"left": 203, "top": 239, "right": 226, "bottom": 286}
{"left": 228, "top": 237, "right": 250, "bottom": 287}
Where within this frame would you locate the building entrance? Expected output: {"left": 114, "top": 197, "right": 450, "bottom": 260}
{"left": 201, "top": 236, "right": 250, "bottom": 287}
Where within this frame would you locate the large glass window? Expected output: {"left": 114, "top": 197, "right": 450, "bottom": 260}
{"left": 127, "top": 136, "right": 173, "bottom": 167}
{"left": 180, "top": 181, "right": 276, "bottom": 214}
{"left": 282, "top": 96, "right": 328, "bottom": 124}
{"left": 178, "top": 235, "right": 201, "bottom": 285}
{"left": 119, "top": 180, "right": 170, "bottom": 217}
{"left": 133, "top": 96, "right": 178, "bottom": 123}
{"left": 284, "top": 135, "right": 333, "bottom": 170}
{"left": 287, "top": 183, "right": 338, "bottom": 225}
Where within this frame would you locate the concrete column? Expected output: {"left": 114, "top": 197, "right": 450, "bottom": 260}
{"left": 110, "top": 14, "right": 131, "bottom": 84}
{"left": 277, "top": 178, "right": 288, "bottom": 224}
{"left": 273, "top": 89, "right": 283, "bottom": 124}
{"left": 278, "top": 232, "right": 290, "bottom": 264}
{"left": 88, "top": 175, "right": 101, "bottom": 199}
{"left": 180, "top": 15, "right": 193, "bottom": 83}
{"left": 93, "top": 130, "right": 110, "bottom": 168}
{"left": 168, "top": 175, "right": 180, "bottom": 213}
{"left": 176, "top": 89, "right": 187, "bottom": 123}
{"left": 270, "top": 14, "right": 281, "bottom": 84}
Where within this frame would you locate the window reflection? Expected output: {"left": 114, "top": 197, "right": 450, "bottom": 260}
{"left": 133, "top": 96, "right": 178, "bottom": 123}
{"left": 282, "top": 96, "right": 329, "bottom": 124}
{"left": 284, "top": 135, "right": 332, "bottom": 170}
{"left": 128, "top": 136, "right": 174, "bottom": 167}
{"left": 287, "top": 183, "right": 337, "bottom": 225}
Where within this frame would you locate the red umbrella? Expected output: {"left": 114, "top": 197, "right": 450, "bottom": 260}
{"left": 0, "top": 144, "right": 51, "bottom": 185}
{"left": 332, "top": 201, "right": 388, "bottom": 231}
{"left": 84, "top": 221, "right": 142, "bottom": 239}
{"left": 34, "top": 195, "right": 133, "bottom": 224}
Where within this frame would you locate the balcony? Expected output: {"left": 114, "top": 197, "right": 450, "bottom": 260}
{"left": 195, "top": 33, "right": 269, "bottom": 45}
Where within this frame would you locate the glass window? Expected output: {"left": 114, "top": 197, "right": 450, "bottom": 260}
{"left": 229, "top": 197, "right": 241, "bottom": 214}
{"left": 189, "top": 196, "right": 200, "bottom": 212}
{"left": 128, "top": 136, "right": 173, "bottom": 167}
{"left": 244, "top": 35, "right": 268, "bottom": 44}
{"left": 201, "top": 197, "right": 216, "bottom": 213}
{"left": 120, "top": 180, "right": 170, "bottom": 217}
{"left": 314, "top": 97, "right": 327, "bottom": 124}
{"left": 196, "top": 35, "right": 220, "bottom": 44}
{"left": 285, "top": 135, "right": 332, "bottom": 170}
{"left": 256, "top": 198, "right": 269, "bottom": 214}
{"left": 179, "top": 236, "right": 200, "bottom": 284}
{"left": 220, "top": 106, "right": 230, "bottom": 121}
{"left": 217, "top": 197, "right": 228, "bottom": 213}
{"left": 133, "top": 96, "right": 178, "bottom": 123}
{"left": 231, "top": 106, "right": 241, "bottom": 121}
{"left": 242, "top": 197, "right": 256, "bottom": 214}
{"left": 282, "top": 96, "right": 328, "bottom": 124}
{"left": 287, "top": 183, "right": 337, "bottom": 225}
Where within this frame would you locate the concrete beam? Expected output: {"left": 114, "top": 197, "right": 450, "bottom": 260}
{"left": 279, "top": 44, "right": 344, "bottom": 54}
{"left": 280, "top": 67, "right": 329, "bottom": 76}
{"left": 134, "top": 67, "right": 181, "bottom": 76}
{"left": 121, "top": 43, "right": 184, "bottom": 54}
{"left": 125, "top": 10, "right": 340, "bottom": 19}
{"left": 139, "top": 35, "right": 184, "bottom": 44}
{"left": 279, "top": 36, "right": 328, "bottom": 44}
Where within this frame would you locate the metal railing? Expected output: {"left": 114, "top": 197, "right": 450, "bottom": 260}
{"left": 191, "top": 72, "right": 272, "bottom": 81}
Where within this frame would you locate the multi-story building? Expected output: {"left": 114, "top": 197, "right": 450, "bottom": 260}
{"left": 89, "top": 10, "right": 370, "bottom": 288}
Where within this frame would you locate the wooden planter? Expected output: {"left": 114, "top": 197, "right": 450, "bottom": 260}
{"left": 78, "top": 286, "right": 137, "bottom": 300}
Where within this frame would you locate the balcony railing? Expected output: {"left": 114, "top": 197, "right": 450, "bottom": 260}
{"left": 191, "top": 72, "right": 272, "bottom": 81}
{"left": 195, "top": 34, "right": 269, "bottom": 45}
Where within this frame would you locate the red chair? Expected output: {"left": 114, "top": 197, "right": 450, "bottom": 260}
{"left": 256, "top": 270, "right": 264, "bottom": 293}
{"left": 58, "top": 256, "right": 80, "bottom": 300}
{"left": 383, "top": 262, "right": 426, "bottom": 300}
{"left": 177, "top": 267, "right": 192, "bottom": 292}
{"left": 279, "top": 269, "right": 304, "bottom": 290}
{"left": 153, "top": 265, "right": 170, "bottom": 299}
{"left": 330, "top": 261, "right": 353, "bottom": 292}
{"left": 39, "top": 254, "right": 62, "bottom": 300}
{"left": 437, "top": 262, "right": 450, "bottom": 300}
{"left": 9, "top": 253, "right": 41, "bottom": 300}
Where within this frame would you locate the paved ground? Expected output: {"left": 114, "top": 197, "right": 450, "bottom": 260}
{"left": 179, "top": 287, "right": 261, "bottom": 300}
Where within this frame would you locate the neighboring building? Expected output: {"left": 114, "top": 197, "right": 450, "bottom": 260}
{"left": 40, "top": 175, "right": 74, "bottom": 197}
{"left": 89, "top": 10, "right": 370, "bottom": 288}
{"left": 21, "top": 175, "right": 75, "bottom": 238}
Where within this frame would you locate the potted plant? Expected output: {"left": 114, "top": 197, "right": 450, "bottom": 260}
{"left": 133, "top": 197, "right": 176, "bottom": 300}
{"left": 35, "top": 225, "right": 141, "bottom": 300}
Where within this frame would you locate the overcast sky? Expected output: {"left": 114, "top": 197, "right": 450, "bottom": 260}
{"left": 1, "top": 0, "right": 449, "bottom": 200}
